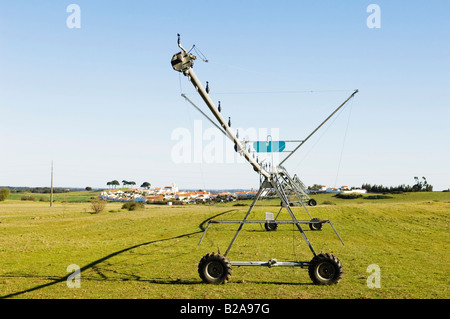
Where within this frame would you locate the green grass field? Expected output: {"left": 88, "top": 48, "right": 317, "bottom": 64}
{"left": 0, "top": 191, "right": 449, "bottom": 299}
{"left": 6, "top": 190, "right": 99, "bottom": 203}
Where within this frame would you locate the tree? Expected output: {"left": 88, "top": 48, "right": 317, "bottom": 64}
{"left": 413, "top": 176, "right": 422, "bottom": 191}
{"left": 122, "top": 180, "right": 129, "bottom": 188}
{"left": 111, "top": 180, "right": 120, "bottom": 189}
{"left": 85, "top": 186, "right": 92, "bottom": 191}
{"left": 412, "top": 176, "right": 431, "bottom": 192}
{"left": 0, "top": 188, "right": 10, "bottom": 201}
{"left": 422, "top": 177, "right": 429, "bottom": 190}
{"left": 308, "top": 184, "right": 324, "bottom": 193}
{"left": 141, "top": 182, "right": 151, "bottom": 189}
{"left": 362, "top": 176, "right": 433, "bottom": 193}
{"left": 422, "top": 177, "right": 433, "bottom": 191}
{"left": 91, "top": 197, "right": 106, "bottom": 214}
{"left": 106, "top": 181, "right": 112, "bottom": 189}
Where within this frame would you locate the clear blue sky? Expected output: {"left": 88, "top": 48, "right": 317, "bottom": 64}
{"left": 0, "top": 1, "right": 449, "bottom": 190}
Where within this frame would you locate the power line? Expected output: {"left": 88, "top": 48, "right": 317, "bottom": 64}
{"left": 182, "top": 89, "right": 353, "bottom": 96}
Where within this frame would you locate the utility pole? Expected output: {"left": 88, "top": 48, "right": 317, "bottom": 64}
{"left": 50, "top": 161, "right": 54, "bottom": 207}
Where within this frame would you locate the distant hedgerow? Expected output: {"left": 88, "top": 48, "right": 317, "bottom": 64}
{"left": 21, "top": 195, "right": 36, "bottom": 201}
{"left": 333, "top": 193, "right": 363, "bottom": 199}
{"left": 121, "top": 202, "right": 145, "bottom": 211}
{"left": 364, "top": 195, "right": 393, "bottom": 200}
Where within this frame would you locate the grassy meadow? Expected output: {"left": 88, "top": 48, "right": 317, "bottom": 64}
{"left": 0, "top": 191, "right": 449, "bottom": 299}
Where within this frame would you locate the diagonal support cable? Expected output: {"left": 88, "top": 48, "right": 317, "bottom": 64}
{"left": 279, "top": 89, "right": 359, "bottom": 166}
{"left": 181, "top": 93, "right": 227, "bottom": 136}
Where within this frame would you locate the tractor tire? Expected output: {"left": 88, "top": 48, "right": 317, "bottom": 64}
{"left": 264, "top": 221, "right": 278, "bottom": 231}
{"left": 309, "top": 218, "right": 323, "bottom": 231}
{"left": 308, "top": 198, "right": 317, "bottom": 206}
{"left": 280, "top": 201, "right": 294, "bottom": 207}
{"left": 308, "top": 253, "right": 343, "bottom": 285}
{"left": 198, "top": 252, "right": 232, "bottom": 284}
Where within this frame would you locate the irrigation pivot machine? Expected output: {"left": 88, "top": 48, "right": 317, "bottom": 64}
{"left": 171, "top": 35, "right": 358, "bottom": 285}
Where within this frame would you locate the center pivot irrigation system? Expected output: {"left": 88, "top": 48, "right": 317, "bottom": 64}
{"left": 171, "top": 35, "right": 358, "bottom": 285}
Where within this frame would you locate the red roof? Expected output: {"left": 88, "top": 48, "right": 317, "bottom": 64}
{"left": 146, "top": 195, "right": 164, "bottom": 200}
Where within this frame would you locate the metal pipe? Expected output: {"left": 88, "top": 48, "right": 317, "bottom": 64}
{"left": 181, "top": 93, "right": 227, "bottom": 136}
{"left": 224, "top": 186, "right": 266, "bottom": 256}
{"left": 204, "top": 219, "right": 318, "bottom": 225}
{"left": 177, "top": 33, "right": 187, "bottom": 53}
{"left": 197, "top": 221, "right": 212, "bottom": 246}
{"left": 185, "top": 68, "right": 270, "bottom": 179}
{"left": 274, "top": 207, "right": 283, "bottom": 221}
{"left": 231, "top": 260, "right": 310, "bottom": 268}
{"left": 326, "top": 221, "right": 345, "bottom": 246}
{"left": 271, "top": 175, "right": 317, "bottom": 256}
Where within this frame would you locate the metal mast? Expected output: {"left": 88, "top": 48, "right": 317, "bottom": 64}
{"left": 171, "top": 35, "right": 270, "bottom": 179}
{"left": 50, "top": 161, "right": 53, "bottom": 207}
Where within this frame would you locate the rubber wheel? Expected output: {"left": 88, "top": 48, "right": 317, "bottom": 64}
{"left": 308, "top": 253, "right": 343, "bottom": 285}
{"left": 198, "top": 252, "right": 232, "bottom": 284}
{"left": 309, "top": 218, "right": 323, "bottom": 231}
{"left": 264, "top": 221, "right": 278, "bottom": 231}
{"left": 308, "top": 198, "right": 317, "bottom": 206}
{"left": 280, "top": 201, "right": 294, "bottom": 207}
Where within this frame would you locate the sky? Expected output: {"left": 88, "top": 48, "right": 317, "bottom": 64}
{"left": 0, "top": 1, "right": 449, "bottom": 191}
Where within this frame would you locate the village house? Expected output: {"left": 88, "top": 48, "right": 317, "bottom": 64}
{"left": 236, "top": 190, "right": 258, "bottom": 199}
{"left": 99, "top": 190, "right": 147, "bottom": 202}
{"left": 307, "top": 185, "right": 367, "bottom": 194}
{"left": 175, "top": 191, "right": 211, "bottom": 202}
{"left": 156, "top": 183, "right": 179, "bottom": 195}
{"left": 99, "top": 183, "right": 214, "bottom": 203}
{"left": 145, "top": 195, "right": 164, "bottom": 202}
{"left": 99, "top": 182, "right": 365, "bottom": 204}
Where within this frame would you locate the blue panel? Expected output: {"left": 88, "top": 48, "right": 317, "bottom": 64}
{"left": 253, "top": 141, "right": 286, "bottom": 153}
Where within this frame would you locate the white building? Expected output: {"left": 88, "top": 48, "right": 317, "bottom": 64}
{"left": 308, "top": 185, "right": 367, "bottom": 194}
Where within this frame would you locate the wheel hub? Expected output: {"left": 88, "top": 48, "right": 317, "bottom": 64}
{"left": 317, "top": 262, "right": 335, "bottom": 279}
{"left": 206, "top": 261, "right": 224, "bottom": 279}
